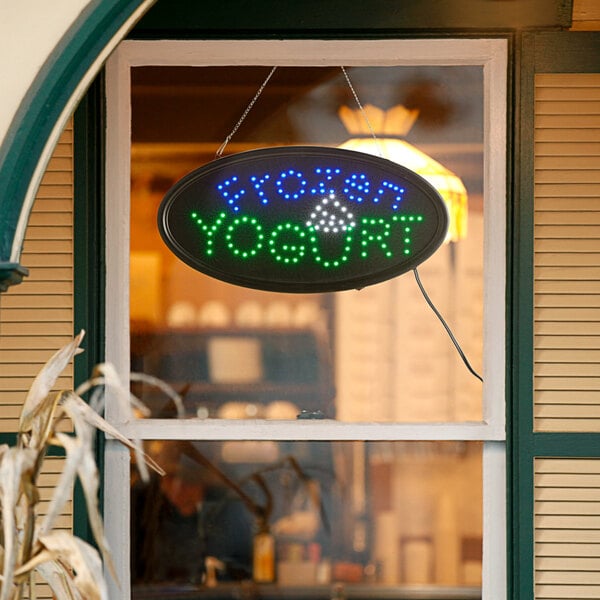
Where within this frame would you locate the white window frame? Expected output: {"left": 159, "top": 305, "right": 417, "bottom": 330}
{"left": 104, "top": 38, "right": 507, "bottom": 600}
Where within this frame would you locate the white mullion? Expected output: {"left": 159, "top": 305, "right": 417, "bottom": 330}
{"left": 118, "top": 419, "right": 505, "bottom": 441}
{"left": 104, "top": 441, "right": 132, "bottom": 600}
{"left": 481, "top": 40, "right": 507, "bottom": 432}
{"left": 105, "top": 38, "right": 507, "bottom": 600}
{"left": 119, "top": 38, "right": 506, "bottom": 68}
{"left": 105, "top": 46, "right": 132, "bottom": 425}
{"left": 482, "top": 441, "right": 506, "bottom": 600}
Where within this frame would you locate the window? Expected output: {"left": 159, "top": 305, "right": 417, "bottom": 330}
{"left": 105, "top": 39, "right": 506, "bottom": 599}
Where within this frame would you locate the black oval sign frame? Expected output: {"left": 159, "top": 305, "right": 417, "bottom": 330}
{"left": 158, "top": 146, "right": 449, "bottom": 293}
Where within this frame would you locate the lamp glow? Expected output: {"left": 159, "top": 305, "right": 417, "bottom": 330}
{"left": 339, "top": 104, "right": 468, "bottom": 243}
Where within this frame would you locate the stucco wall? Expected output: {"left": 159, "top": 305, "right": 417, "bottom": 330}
{"left": 0, "top": 1, "right": 91, "bottom": 152}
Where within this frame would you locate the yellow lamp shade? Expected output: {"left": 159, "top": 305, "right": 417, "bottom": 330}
{"left": 338, "top": 105, "right": 468, "bottom": 243}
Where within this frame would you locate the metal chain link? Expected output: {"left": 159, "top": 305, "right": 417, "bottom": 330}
{"left": 215, "top": 66, "right": 278, "bottom": 158}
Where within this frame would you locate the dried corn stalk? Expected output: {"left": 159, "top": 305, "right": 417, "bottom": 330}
{"left": 0, "top": 331, "right": 172, "bottom": 600}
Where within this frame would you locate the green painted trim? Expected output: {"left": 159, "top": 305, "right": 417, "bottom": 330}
{"left": 0, "top": 432, "right": 66, "bottom": 457}
{"left": 513, "top": 30, "right": 600, "bottom": 600}
{"left": 73, "top": 75, "right": 107, "bottom": 541}
{"left": 511, "top": 31, "right": 537, "bottom": 600}
{"left": 533, "top": 433, "right": 600, "bottom": 456}
{"left": 503, "top": 32, "right": 517, "bottom": 600}
{"left": 531, "top": 31, "right": 600, "bottom": 72}
{"left": 0, "top": 433, "right": 17, "bottom": 446}
{"left": 0, "top": 0, "right": 151, "bottom": 265}
{"left": 132, "top": 0, "right": 572, "bottom": 36}
{"left": 0, "top": 263, "right": 28, "bottom": 292}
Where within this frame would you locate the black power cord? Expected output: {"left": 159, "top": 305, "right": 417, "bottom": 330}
{"left": 413, "top": 268, "right": 483, "bottom": 383}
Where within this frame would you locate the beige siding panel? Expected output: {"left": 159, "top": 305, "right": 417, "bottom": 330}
{"left": 536, "top": 169, "right": 600, "bottom": 183}
{"left": 0, "top": 336, "right": 73, "bottom": 350}
{"left": 0, "top": 122, "right": 74, "bottom": 434}
{"left": 536, "top": 115, "right": 600, "bottom": 129}
{"left": 536, "top": 182, "right": 600, "bottom": 196}
{"left": 28, "top": 212, "right": 73, "bottom": 226}
{"left": 535, "top": 240, "right": 600, "bottom": 252}
{"left": 536, "top": 87, "right": 600, "bottom": 101}
{"left": 536, "top": 557, "right": 600, "bottom": 571}
{"left": 536, "top": 280, "right": 600, "bottom": 293}
{"left": 536, "top": 390, "right": 600, "bottom": 404}
{"left": 534, "top": 73, "right": 600, "bottom": 433}
{"left": 535, "top": 254, "right": 600, "bottom": 268}
{"left": 0, "top": 376, "right": 73, "bottom": 391}
{"left": 536, "top": 487, "right": 600, "bottom": 501}
{"left": 537, "top": 585, "right": 600, "bottom": 598}
{"left": 535, "top": 295, "right": 600, "bottom": 308}
{"left": 536, "top": 420, "right": 600, "bottom": 432}
{"left": 22, "top": 239, "right": 73, "bottom": 254}
{"left": 22, "top": 456, "right": 73, "bottom": 600}
{"left": 571, "top": 0, "right": 600, "bottom": 30}
{"left": 536, "top": 335, "right": 600, "bottom": 349}
{"left": 2, "top": 294, "right": 72, "bottom": 308}
{"left": 535, "top": 349, "right": 600, "bottom": 361}
{"left": 535, "top": 307, "right": 600, "bottom": 321}
{"left": 536, "top": 74, "right": 600, "bottom": 87}
{"left": 0, "top": 126, "right": 75, "bottom": 596}
{"left": 536, "top": 224, "right": 600, "bottom": 238}
{"left": 536, "top": 515, "right": 600, "bottom": 528}
{"left": 535, "top": 459, "right": 600, "bottom": 598}
{"left": 1, "top": 308, "right": 73, "bottom": 322}
{"left": 537, "top": 529, "right": 600, "bottom": 543}
{"left": 535, "top": 100, "right": 600, "bottom": 115}
{"left": 0, "top": 322, "right": 74, "bottom": 336}
{"left": 39, "top": 170, "right": 73, "bottom": 186}
{"left": 535, "top": 363, "right": 600, "bottom": 377}
{"left": 32, "top": 185, "right": 73, "bottom": 199}
{"left": 535, "top": 142, "right": 600, "bottom": 156}
{"left": 536, "top": 128, "right": 600, "bottom": 143}
{"left": 535, "top": 211, "right": 600, "bottom": 225}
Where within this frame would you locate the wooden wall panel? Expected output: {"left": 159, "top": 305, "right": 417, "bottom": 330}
{"left": 534, "top": 74, "right": 600, "bottom": 432}
{"left": 572, "top": 0, "right": 600, "bottom": 31}
{"left": 0, "top": 124, "right": 74, "bottom": 600}
{"left": 0, "top": 123, "right": 74, "bottom": 432}
{"left": 535, "top": 458, "right": 600, "bottom": 598}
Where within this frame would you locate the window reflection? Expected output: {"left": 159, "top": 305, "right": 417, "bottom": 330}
{"left": 131, "top": 441, "right": 482, "bottom": 594}
{"left": 129, "top": 64, "right": 485, "bottom": 597}
{"left": 129, "top": 65, "right": 484, "bottom": 423}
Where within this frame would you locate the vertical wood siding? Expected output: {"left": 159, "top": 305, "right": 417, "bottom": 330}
{"left": 535, "top": 458, "right": 600, "bottom": 599}
{"left": 534, "top": 73, "right": 600, "bottom": 433}
{"left": 0, "top": 123, "right": 74, "bottom": 599}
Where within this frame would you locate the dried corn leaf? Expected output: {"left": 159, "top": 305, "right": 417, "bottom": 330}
{"left": 19, "top": 330, "right": 85, "bottom": 433}
{"left": 38, "top": 426, "right": 90, "bottom": 540}
{"left": 130, "top": 372, "right": 184, "bottom": 418}
{"left": 61, "top": 389, "right": 164, "bottom": 478}
{"left": 34, "top": 559, "right": 82, "bottom": 600}
{"left": 49, "top": 397, "right": 116, "bottom": 581}
{"left": 82, "top": 363, "right": 150, "bottom": 483}
{"left": 37, "top": 532, "right": 107, "bottom": 600}
{"left": 0, "top": 447, "right": 36, "bottom": 600}
{"left": 27, "top": 391, "right": 65, "bottom": 452}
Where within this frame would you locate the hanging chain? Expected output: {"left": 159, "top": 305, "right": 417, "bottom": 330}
{"left": 215, "top": 66, "right": 278, "bottom": 158}
{"left": 215, "top": 65, "right": 383, "bottom": 159}
{"left": 340, "top": 66, "right": 384, "bottom": 157}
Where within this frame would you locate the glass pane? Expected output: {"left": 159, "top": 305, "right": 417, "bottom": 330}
{"left": 131, "top": 441, "right": 482, "bottom": 597}
{"left": 130, "top": 66, "right": 484, "bottom": 422}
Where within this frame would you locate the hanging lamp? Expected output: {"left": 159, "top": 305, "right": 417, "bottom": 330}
{"left": 338, "top": 104, "right": 468, "bottom": 243}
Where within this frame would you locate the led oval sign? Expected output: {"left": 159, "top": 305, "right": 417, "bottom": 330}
{"left": 158, "top": 146, "right": 449, "bottom": 293}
